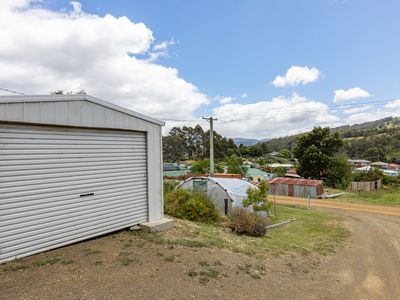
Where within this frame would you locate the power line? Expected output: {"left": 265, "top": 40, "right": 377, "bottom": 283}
{"left": 159, "top": 98, "right": 398, "bottom": 123}
{"left": 0, "top": 87, "right": 25, "bottom": 95}
{"left": 214, "top": 98, "right": 397, "bottom": 119}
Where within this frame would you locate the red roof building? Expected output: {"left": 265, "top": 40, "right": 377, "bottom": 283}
{"left": 269, "top": 178, "right": 324, "bottom": 198}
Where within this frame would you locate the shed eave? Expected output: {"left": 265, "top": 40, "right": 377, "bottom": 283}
{"left": 0, "top": 94, "right": 165, "bottom": 126}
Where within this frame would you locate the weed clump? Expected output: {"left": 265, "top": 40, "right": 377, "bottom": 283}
{"left": 228, "top": 208, "right": 270, "bottom": 237}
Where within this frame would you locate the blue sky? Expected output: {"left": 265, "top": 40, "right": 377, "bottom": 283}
{"left": 1, "top": 1, "right": 400, "bottom": 137}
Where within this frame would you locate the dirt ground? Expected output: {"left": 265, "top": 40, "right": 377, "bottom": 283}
{"left": 275, "top": 195, "right": 400, "bottom": 217}
{"left": 1, "top": 210, "right": 399, "bottom": 300}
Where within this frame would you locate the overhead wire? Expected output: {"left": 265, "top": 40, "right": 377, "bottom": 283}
{"left": 158, "top": 98, "right": 398, "bottom": 123}
{"left": 0, "top": 87, "right": 25, "bottom": 95}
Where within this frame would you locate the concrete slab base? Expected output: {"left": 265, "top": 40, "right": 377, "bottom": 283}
{"left": 129, "top": 225, "right": 142, "bottom": 231}
{"left": 139, "top": 218, "right": 175, "bottom": 233}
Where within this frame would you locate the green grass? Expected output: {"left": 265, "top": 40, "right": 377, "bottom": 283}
{"left": 2, "top": 264, "right": 30, "bottom": 272}
{"left": 33, "top": 257, "right": 61, "bottom": 266}
{"left": 327, "top": 186, "right": 400, "bottom": 206}
{"left": 82, "top": 248, "right": 101, "bottom": 255}
{"left": 131, "top": 205, "right": 349, "bottom": 257}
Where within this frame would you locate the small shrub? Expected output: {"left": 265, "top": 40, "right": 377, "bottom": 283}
{"left": 382, "top": 175, "right": 400, "bottom": 186}
{"left": 228, "top": 208, "right": 269, "bottom": 237}
{"left": 163, "top": 180, "right": 180, "bottom": 196}
{"left": 352, "top": 169, "right": 383, "bottom": 182}
{"left": 243, "top": 181, "right": 271, "bottom": 214}
{"left": 164, "top": 189, "right": 220, "bottom": 223}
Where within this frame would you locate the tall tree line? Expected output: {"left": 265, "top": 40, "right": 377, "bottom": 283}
{"left": 163, "top": 125, "right": 268, "bottom": 162}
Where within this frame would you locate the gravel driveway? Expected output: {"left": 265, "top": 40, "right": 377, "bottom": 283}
{"left": 1, "top": 210, "right": 399, "bottom": 299}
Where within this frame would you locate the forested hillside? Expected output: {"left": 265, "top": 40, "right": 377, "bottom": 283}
{"left": 261, "top": 116, "right": 400, "bottom": 163}
{"left": 163, "top": 117, "right": 400, "bottom": 163}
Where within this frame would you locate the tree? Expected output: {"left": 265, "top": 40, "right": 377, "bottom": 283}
{"left": 293, "top": 127, "right": 343, "bottom": 179}
{"left": 162, "top": 125, "right": 239, "bottom": 162}
{"left": 278, "top": 149, "right": 293, "bottom": 160}
{"left": 325, "top": 155, "right": 353, "bottom": 189}
{"left": 191, "top": 160, "right": 210, "bottom": 173}
{"left": 225, "top": 154, "right": 248, "bottom": 176}
{"left": 243, "top": 181, "right": 271, "bottom": 213}
{"left": 362, "top": 147, "right": 386, "bottom": 161}
{"left": 163, "top": 135, "right": 186, "bottom": 162}
{"left": 272, "top": 166, "right": 287, "bottom": 177}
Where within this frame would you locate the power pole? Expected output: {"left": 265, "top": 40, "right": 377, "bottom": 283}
{"left": 202, "top": 117, "right": 217, "bottom": 177}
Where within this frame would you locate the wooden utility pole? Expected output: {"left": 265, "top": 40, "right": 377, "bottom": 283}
{"left": 202, "top": 117, "right": 217, "bottom": 177}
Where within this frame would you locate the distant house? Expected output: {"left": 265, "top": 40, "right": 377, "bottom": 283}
{"left": 163, "top": 163, "right": 180, "bottom": 171}
{"left": 267, "top": 163, "right": 293, "bottom": 169}
{"left": 370, "top": 161, "right": 389, "bottom": 170}
{"left": 388, "top": 163, "right": 400, "bottom": 171}
{"left": 269, "top": 178, "right": 324, "bottom": 198}
{"left": 354, "top": 166, "right": 372, "bottom": 172}
{"left": 348, "top": 159, "right": 371, "bottom": 168}
{"left": 383, "top": 169, "right": 399, "bottom": 177}
{"left": 177, "top": 177, "right": 256, "bottom": 215}
{"left": 246, "top": 168, "right": 274, "bottom": 182}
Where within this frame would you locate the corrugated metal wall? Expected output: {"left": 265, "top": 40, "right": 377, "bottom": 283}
{"left": 0, "top": 97, "right": 163, "bottom": 224}
{"left": 0, "top": 124, "right": 148, "bottom": 263}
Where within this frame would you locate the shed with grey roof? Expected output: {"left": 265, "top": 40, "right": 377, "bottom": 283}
{"left": 0, "top": 94, "right": 164, "bottom": 263}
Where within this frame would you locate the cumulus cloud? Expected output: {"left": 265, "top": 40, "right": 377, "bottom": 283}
{"left": 218, "top": 97, "right": 234, "bottom": 104}
{"left": 272, "top": 66, "right": 321, "bottom": 88}
{"left": 333, "top": 87, "right": 370, "bottom": 103}
{"left": 148, "top": 38, "right": 176, "bottom": 62}
{"left": 341, "top": 105, "right": 373, "bottom": 115}
{"left": 384, "top": 99, "right": 400, "bottom": 109}
{"left": 211, "top": 94, "right": 340, "bottom": 138}
{"left": 0, "top": 1, "right": 208, "bottom": 119}
{"left": 345, "top": 107, "right": 400, "bottom": 125}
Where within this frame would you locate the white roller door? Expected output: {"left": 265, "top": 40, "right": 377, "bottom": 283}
{"left": 0, "top": 124, "right": 148, "bottom": 263}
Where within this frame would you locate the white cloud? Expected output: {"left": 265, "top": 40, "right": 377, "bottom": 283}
{"left": 333, "top": 87, "right": 370, "bottom": 103}
{"left": 341, "top": 105, "right": 373, "bottom": 115}
{"left": 272, "top": 66, "right": 321, "bottom": 88}
{"left": 148, "top": 38, "right": 175, "bottom": 62}
{"left": 384, "top": 99, "right": 400, "bottom": 109}
{"left": 219, "top": 97, "right": 234, "bottom": 104}
{"left": 241, "top": 92, "right": 248, "bottom": 98}
{"left": 212, "top": 93, "right": 340, "bottom": 138}
{"left": 0, "top": 1, "right": 208, "bottom": 119}
{"left": 345, "top": 107, "right": 400, "bottom": 125}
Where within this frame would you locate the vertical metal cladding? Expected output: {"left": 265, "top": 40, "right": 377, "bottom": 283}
{"left": 0, "top": 124, "right": 148, "bottom": 263}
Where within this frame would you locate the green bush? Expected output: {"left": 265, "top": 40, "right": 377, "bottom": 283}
{"left": 163, "top": 180, "right": 180, "bottom": 197}
{"left": 243, "top": 181, "right": 271, "bottom": 213}
{"left": 228, "top": 208, "right": 270, "bottom": 237}
{"left": 353, "top": 169, "right": 383, "bottom": 182}
{"left": 382, "top": 175, "right": 400, "bottom": 186}
{"left": 165, "top": 189, "right": 220, "bottom": 223}
{"left": 191, "top": 160, "right": 223, "bottom": 174}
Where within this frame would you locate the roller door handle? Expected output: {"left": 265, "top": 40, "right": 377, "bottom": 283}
{"left": 80, "top": 193, "right": 95, "bottom": 197}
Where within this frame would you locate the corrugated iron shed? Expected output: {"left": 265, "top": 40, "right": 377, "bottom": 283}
{"left": 269, "top": 178, "right": 323, "bottom": 187}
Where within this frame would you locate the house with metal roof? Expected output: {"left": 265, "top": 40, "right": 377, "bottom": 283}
{"left": 269, "top": 178, "right": 324, "bottom": 198}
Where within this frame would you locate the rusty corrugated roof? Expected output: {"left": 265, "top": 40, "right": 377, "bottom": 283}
{"left": 269, "top": 177, "right": 323, "bottom": 187}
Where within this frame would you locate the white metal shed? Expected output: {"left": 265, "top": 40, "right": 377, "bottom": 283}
{"left": 0, "top": 94, "right": 164, "bottom": 263}
{"left": 177, "top": 176, "right": 256, "bottom": 214}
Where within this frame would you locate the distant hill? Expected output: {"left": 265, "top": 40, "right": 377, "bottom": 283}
{"left": 260, "top": 116, "right": 400, "bottom": 163}
{"left": 233, "top": 137, "right": 271, "bottom": 146}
